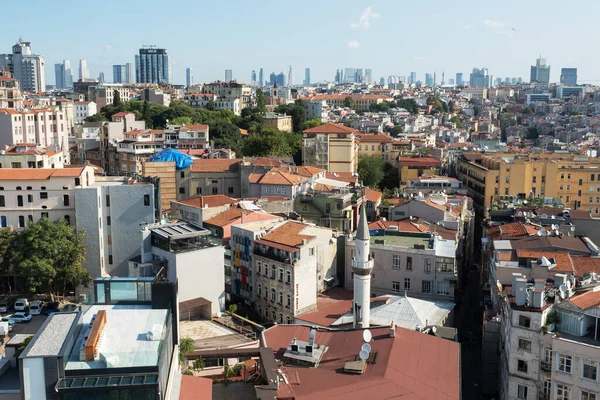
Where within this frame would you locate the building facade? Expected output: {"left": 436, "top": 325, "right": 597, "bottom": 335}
{"left": 0, "top": 39, "right": 45, "bottom": 93}
{"left": 136, "top": 47, "right": 172, "bottom": 85}
{"left": 302, "top": 123, "right": 358, "bottom": 173}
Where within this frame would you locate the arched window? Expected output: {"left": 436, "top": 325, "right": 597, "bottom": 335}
{"left": 271, "top": 288, "right": 276, "bottom": 301}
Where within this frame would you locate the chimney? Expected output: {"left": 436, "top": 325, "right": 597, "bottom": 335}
{"left": 389, "top": 322, "right": 396, "bottom": 338}
{"left": 554, "top": 273, "right": 567, "bottom": 288}
{"left": 512, "top": 272, "right": 523, "bottom": 289}
{"left": 534, "top": 278, "right": 545, "bottom": 291}
{"left": 532, "top": 290, "right": 545, "bottom": 308}
{"left": 308, "top": 327, "right": 316, "bottom": 346}
{"left": 514, "top": 278, "right": 527, "bottom": 306}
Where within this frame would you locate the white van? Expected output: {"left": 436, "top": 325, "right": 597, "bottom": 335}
{"left": 29, "top": 301, "right": 44, "bottom": 315}
{"left": 14, "top": 298, "right": 29, "bottom": 311}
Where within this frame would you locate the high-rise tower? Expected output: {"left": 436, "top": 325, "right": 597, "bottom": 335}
{"left": 352, "top": 205, "right": 373, "bottom": 329}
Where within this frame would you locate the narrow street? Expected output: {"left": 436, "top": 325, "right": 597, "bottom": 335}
{"left": 454, "top": 268, "right": 484, "bottom": 400}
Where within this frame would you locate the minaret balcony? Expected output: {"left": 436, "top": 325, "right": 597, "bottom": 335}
{"left": 351, "top": 258, "right": 373, "bottom": 272}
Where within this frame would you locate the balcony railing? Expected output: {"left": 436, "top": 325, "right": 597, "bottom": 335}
{"left": 540, "top": 361, "right": 551, "bottom": 372}
{"left": 254, "top": 248, "right": 292, "bottom": 264}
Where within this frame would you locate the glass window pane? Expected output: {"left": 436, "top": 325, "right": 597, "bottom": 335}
{"left": 110, "top": 282, "right": 138, "bottom": 302}
{"left": 96, "top": 283, "right": 105, "bottom": 304}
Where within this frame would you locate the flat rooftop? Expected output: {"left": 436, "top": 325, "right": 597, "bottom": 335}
{"left": 21, "top": 312, "right": 78, "bottom": 358}
{"left": 65, "top": 305, "right": 168, "bottom": 370}
{"left": 150, "top": 221, "right": 210, "bottom": 240}
{"left": 370, "top": 234, "right": 431, "bottom": 249}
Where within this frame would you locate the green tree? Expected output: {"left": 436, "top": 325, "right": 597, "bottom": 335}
{"left": 228, "top": 304, "right": 238, "bottom": 314}
{"left": 473, "top": 106, "right": 482, "bottom": 118}
{"left": 12, "top": 218, "right": 90, "bottom": 298}
{"left": 303, "top": 117, "right": 324, "bottom": 130}
{"left": 358, "top": 155, "right": 386, "bottom": 188}
{"left": 83, "top": 114, "right": 107, "bottom": 123}
{"left": 205, "top": 101, "right": 216, "bottom": 111}
{"left": 395, "top": 98, "right": 419, "bottom": 114}
{"left": 380, "top": 163, "right": 400, "bottom": 191}
{"left": 0, "top": 228, "right": 17, "bottom": 293}
{"left": 521, "top": 106, "right": 534, "bottom": 115}
{"left": 447, "top": 100, "right": 455, "bottom": 112}
{"left": 179, "top": 337, "right": 195, "bottom": 369}
{"left": 343, "top": 96, "right": 355, "bottom": 108}
{"left": 274, "top": 104, "right": 307, "bottom": 133}
{"left": 141, "top": 101, "right": 153, "bottom": 128}
{"left": 192, "top": 357, "right": 205, "bottom": 371}
{"left": 113, "top": 90, "right": 124, "bottom": 110}
{"left": 243, "top": 128, "right": 297, "bottom": 157}
{"left": 527, "top": 126, "right": 539, "bottom": 140}
{"left": 449, "top": 115, "right": 463, "bottom": 128}
{"left": 211, "top": 121, "right": 245, "bottom": 156}
{"left": 256, "top": 89, "right": 266, "bottom": 112}
{"left": 170, "top": 116, "right": 193, "bottom": 126}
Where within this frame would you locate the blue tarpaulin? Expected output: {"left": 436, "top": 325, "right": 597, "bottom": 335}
{"left": 147, "top": 148, "right": 194, "bottom": 170}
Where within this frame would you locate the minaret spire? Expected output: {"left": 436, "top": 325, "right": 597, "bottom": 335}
{"left": 352, "top": 204, "right": 374, "bottom": 328}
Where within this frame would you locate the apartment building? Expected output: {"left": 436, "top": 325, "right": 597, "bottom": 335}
{"left": 75, "top": 176, "right": 155, "bottom": 281}
{"left": 116, "top": 129, "right": 165, "bottom": 175}
{"left": 0, "top": 69, "right": 23, "bottom": 109}
{"left": 88, "top": 83, "right": 131, "bottom": 109}
{"left": 302, "top": 123, "right": 358, "bottom": 173}
{"left": 345, "top": 231, "right": 458, "bottom": 301}
{"left": 304, "top": 99, "right": 330, "bottom": 122}
{"left": 0, "top": 166, "right": 94, "bottom": 230}
{"left": 73, "top": 100, "right": 97, "bottom": 124}
{"left": 403, "top": 175, "right": 467, "bottom": 195}
{"left": 264, "top": 112, "right": 292, "bottom": 132}
{"left": 457, "top": 152, "right": 600, "bottom": 217}
{"left": 398, "top": 156, "right": 441, "bottom": 182}
{"left": 170, "top": 195, "right": 238, "bottom": 225}
{"left": 252, "top": 221, "right": 337, "bottom": 324}
{"left": 201, "top": 81, "right": 252, "bottom": 111}
{"left": 0, "top": 107, "right": 69, "bottom": 151}
{"left": 0, "top": 143, "right": 65, "bottom": 168}
{"left": 301, "top": 94, "right": 393, "bottom": 111}
{"left": 247, "top": 169, "right": 309, "bottom": 199}
{"left": 164, "top": 123, "right": 209, "bottom": 149}
{"left": 355, "top": 133, "right": 393, "bottom": 161}
{"left": 228, "top": 219, "right": 284, "bottom": 302}
{"left": 177, "top": 159, "right": 242, "bottom": 199}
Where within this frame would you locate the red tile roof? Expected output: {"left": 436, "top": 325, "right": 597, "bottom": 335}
{"left": 179, "top": 375, "right": 212, "bottom": 400}
{"left": 263, "top": 325, "right": 460, "bottom": 400}
{"left": 488, "top": 222, "right": 538, "bottom": 240}
{"left": 190, "top": 158, "right": 240, "bottom": 173}
{"left": 515, "top": 250, "right": 574, "bottom": 272}
{"left": 355, "top": 133, "right": 393, "bottom": 142}
{"left": 569, "top": 256, "right": 600, "bottom": 277}
{"left": 272, "top": 165, "right": 325, "bottom": 177}
{"left": 570, "top": 289, "right": 600, "bottom": 310}
{"left": 179, "top": 124, "right": 208, "bottom": 131}
{"left": 204, "top": 208, "right": 277, "bottom": 228}
{"left": 252, "top": 158, "right": 287, "bottom": 167}
{"left": 303, "top": 123, "right": 357, "bottom": 135}
{"left": 398, "top": 157, "right": 441, "bottom": 168}
{"left": 249, "top": 170, "right": 307, "bottom": 186}
{"left": 177, "top": 195, "right": 238, "bottom": 208}
{"left": 255, "top": 221, "right": 315, "bottom": 252}
{"left": 364, "top": 188, "right": 382, "bottom": 204}
{"left": 112, "top": 112, "right": 133, "bottom": 118}
{"left": 325, "top": 172, "right": 359, "bottom": 184}
{"left": 0, "top": 167, "right": 85, "bottom": 180}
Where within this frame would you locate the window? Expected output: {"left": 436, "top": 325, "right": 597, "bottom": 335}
{"left": 533, "top": 176, "right": 537, "bottom": 183}
{"left": 0, "top": 196, "right": 4, "bottom": 207}
{"left": 179, "top": 187, "right": 185, "bottom": 194}
{"left": 392, "top": 281, "right": 400, "bottom": 293}
{"left": 422, "top": 280, "right": 432, "bottom": 293}
{"left": 264, "top": 308, "right": 268, "bottom": 317}
{"left": 309, "top": 247, "right": 315, "bottom": 256}
{"left": 40, "top": 192, "right": 48, "bottom": 199}
{"left": 107, "top": 235, "right": 112, "bottom": 245}
{"left": 555, "top": 383, "right": 570, "bottom": 400}
{"left": 581, "top": 390, "right": 597, "bottom": 400}
{"left": 228, "top": 187, "right": 234, "bottom": 194}
{"left": 63, "top": 194, "right": 70, "bottom": 206}
{"left": 286, "top": 271, "right": 291, "bottom": 284}
{"left": 560, "top": 185, "right": 564, "bottom": 190}
{"left": 568, "top": 174, "right": 571, "bottom": 179}
{"left": 272, "top": 311, "right": 276, "bottom": 321}
{"left": 404, "top": 278, "right": 411, "bottom": 291}
{"left": 517, "top": 384, "right": 528, "bottom": 399}
{"left": 257, "top": 284, "right": 262, "bottom": 296}
{"left": 561, "top": 173, "right": 565, "bottom": 180}
{"left": 583, "top": 359, "right": 598, "bottom": 381}
{"left": 108, "top": 255, "right": 113, "bottom": 265}
{"left": 567, "top": 185, "right": 571, "bottom": 190}
{"left": 144, "top": 194, "right": 150, "bottom": 206}
{"left": 271, "top": 266, "right": 276, "bottom": 279}
{"left": 279, "top": 313, "right": 283, "bottom": 323}
{"left": 196, "top": 187, "right": 202, "bottom": 195}
{"left": 212, "top": 187, "right": 218, "bottom": 194}
{"left": 107, "top": 216, "right": 111, "bottom": 226}
{"left": 593, "top": 174, "right": 596, "bottom": 181}
{"left": 279, "top": 269, "right": 284, "bottom": 281}
{"left": 392, "top": 255, "right": 401, "bottom": 269}
{"left": 18, "top": 216, "right": 25, "bottom": 228}
{"left": 506, "top": 176, "right": 509, "bottom": 183}
{"left": 17, "top": 195, "right": 23, "bottom": 207}
{"left": 578, "top": 190, "right": 582, "bottom": 196}
{"left": 41, "top": 212, "right": 48, "bottom": 218}
{"left": 557, "top": 353, "right": 572, "bottom": 374}
{"left": 517, "top": 359, "right": 528, "bottom": 373}
{"left": 279, "top": 292, "right": 283, "bottom": 304}
{"left": 436, "top": 281, "right": 449, "bottom": 295}
{"left": 266, "top": 186, "right": 272, "bottom": 194}
{"left": 424, "top": 259, "right": 432, "bottom": 274}
{"left": 27, "top": 194, "right": 33, "bottom": 203}
{"left": 518, "top": 338, "right": 532, "bottom": 351}
{"left": 271, "top": 288, "right": 276, "bottom": 301}
{"left": 579, "top": 178, "right": 583, "bottom": 185}
{"left": 505, "top": 188, "right": 509, "bottom": 195}
{"left": 495, "top": 176, "right": 499, "bottom": 184}
{"left": 406, "top": 257, "right": 412, "bottom": 271}
{"left": 180, "top": 171, "right": 185, "bottom": 178}
{"left": 287, "top": 317, "right": 291, "bottom": 324}
{"left": 286, "top": 294, "right": 291, "bottom": 307}
{"left": 518, "top": 315, "right": 531, "bottom": 328}
{"left": 256, "top": 263, "right": 261, "bottom": 275}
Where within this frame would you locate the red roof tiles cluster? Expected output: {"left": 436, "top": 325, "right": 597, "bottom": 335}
{"left": 303, "top": 123, "right": 357, "bottom": 135}
{"left": 487, "top": 222, "right": 539, "bottom": 240}
{"left": 0, "top": 167, "right": 86, "bottom": 180}
{"left": 255, "top": 221, "right": 315, "bottom": 252}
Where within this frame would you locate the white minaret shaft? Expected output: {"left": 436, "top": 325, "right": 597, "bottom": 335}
{"left": 352, "top": 205, "right": 373, "bottom": 328}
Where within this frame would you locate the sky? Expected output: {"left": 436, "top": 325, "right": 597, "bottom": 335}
{"left": 3, "top": 0, "right": 600, "bottom": 86}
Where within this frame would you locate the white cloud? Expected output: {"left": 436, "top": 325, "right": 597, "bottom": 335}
{"left": 347, "top": 40, "right": 361, "bottom": 49}
{"left": 413, "top": 55, "right": 424, "bottom": 61}
{"left": 102, "top": 44, "right": 112, "bottom": 52}
{"left": 483, "top": 19, "right": 504, "bottom": 29}
{"left": 463, "top": 24, "right": 476, "bottom": 30}
{"left": 349, "top": 7, "right": 380, "bottom": 30}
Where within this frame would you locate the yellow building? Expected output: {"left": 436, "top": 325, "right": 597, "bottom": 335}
{"left": 301, "top": 94, "right": 393, "bottom": 112}
{"left": 355, "top": 133, "right": 393, "bottom": 161}
{"left": 398, "top": 156, "right": 441, "bottom": 183}
{"left": 264, "top": 112, "right": 293, "bottom": 132}
{"left": 457, "top": 152, "right": 600, "bottom": 217}
{"left": 302, "top": 123, "right": 358, "bottom": 173}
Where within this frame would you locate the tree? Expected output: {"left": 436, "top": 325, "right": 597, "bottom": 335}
{"left": 12, "top": 218, "right": 90, "bottom": 298}
{"left": 228, "top": 304, "right": 238, "bottom": 314}
{"left": 274, "top": 104, "right": 307, "bottom": 133}
{"left": 449, "top": 115, "right": 463, "bottom": 128}
{"left": 380, "top": 163, "right": 400, "bottom": 191}
{"left": 0, "top": 228, "right": 17, "bottom": 293}
{"left": 243, "top": 128, "right": 297, "bottom": 157}
{"left": 113, "top": 90, "right": 125, "bottom": 111}
{"left": 473, "top": 106, "right": 482, "bottom": 118}
{"left": 179, "top": 337, "right": 195, "bottom": 370}
{"left": 303, "top": 118, "right": 324, "bottom": 130}
{"left": 211, "top": 121, "right": 245, "bottom": 156}
{"left": 527, "top": 126, "right": 539, "bottom": 140}
{"left": 141, "top": 101, "right": 153, "bottom": 128}
{"left": 192, "top": 357, "right": 205, "bottom": 371}
{"left": 447, "top": 100, "right": 455, "bottom": 112}
{"left": 256, "top": 89, "right": 266, "bottom": 112}
{"left": 358, "top": 155, "right": 386, "bottom": 188}
{"left": 343, "top": 96, "right": 355, "bottom": 108}
{"left": 395, "top": 98, "right": 419, "bottom": 114}
{"left": 84, "top": 114, "right": 107, "bottom": 123}
{"left": 521, "top": 106, "right": 534, "bottom": 115}
{"left": 170, "top": 116, "right": 193, "bottom": 126}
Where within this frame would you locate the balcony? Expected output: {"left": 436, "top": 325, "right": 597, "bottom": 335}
{"left": 540, "top": 361, "right": 551, "bottom": 372}
{"left": 254, "top": 248, "right": 292, "bottom": 264}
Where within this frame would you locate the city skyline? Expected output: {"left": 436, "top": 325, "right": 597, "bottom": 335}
{"left": 1, "top": 0, "right": 598, "bottom": 85}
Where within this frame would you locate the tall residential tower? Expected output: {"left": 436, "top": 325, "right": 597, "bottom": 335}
{"left": 135, "top": 46, "right": 172, "bottom": 85}
{"left": 0, "top": 39, "right": 46, "bottom": 92}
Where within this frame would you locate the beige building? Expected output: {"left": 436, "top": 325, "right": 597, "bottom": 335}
{"left": 264, "top": 112, "right": 292, "bottom": 132}
{"left": 201, "top": 81, "right": 252, "bottom": 111}
{"left": 0, "top": 143, "right": 65, "bottom": 168}
{"left": 302, "top": 123, "right": 358, "bottom": 173}
{"left": 301, "top": 94, "right": 393, "bottom": 111}
{"left": 177, "top": 158, "right": 242, "bottom": 199}
{"left": 0, "top": 107, "right": 69, "bottom": 154}
{"left": 0, "top": 69, "right": 23, "bottom": 109}
{"left": 88, "top": 83, "right": 131, "bottom": 109}
{"left": 116, "top": 129, "right": 165, "bottom": 175}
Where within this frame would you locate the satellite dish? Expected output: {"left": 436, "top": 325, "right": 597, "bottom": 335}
{"left": 432, "top": 326, "right": 438, "bottom": 333}
{"left": 361, "top": 343, "right": 372, "bottom": 353}
{"left": 541, "top": 213, "right": 548, "bottom": 219}
{"left": 359, "top": 349, "right": 370, "bottom": 361}
{"left": 516, "top": 211, "right": 523, "bottom": 217}
{"left": 570, "top": 226, "right": 576, "bottom": 232}
{"left": 559, "top": 284, "right": 567, "bottom": 299}
{"left": 363, "top": 329, "right": 372, "bottom": 343}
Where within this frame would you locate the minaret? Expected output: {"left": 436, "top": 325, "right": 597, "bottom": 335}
{"left": 352, "top": 205, "right": 374, "bottom": 328}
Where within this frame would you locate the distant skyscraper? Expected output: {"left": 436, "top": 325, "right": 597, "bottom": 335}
{"left": 449, "top": 78, "right": 455, "bottom": 85}
{"left": 125, "top": 63, "right": 133, "bottom": 84}
{"left": 54, "top": 63, "right": 64, "bottom": 89}
{"left": 0, "top": 39, "right": 46, "bottom": 92}
{"left": 511, "top": 77, "right": 517, "bottom": 85}
{"left": 335, "top": 69, "right": 341, "bottom": 84}
{"left": 409, "top": 72, "right": 416, "bottom": 85}
{"left": 250, "top": 70, "right": 256, "bottom": 86}
{"left": 517, "top": 77, "right": 523, "bottom": 84}
{"left": 425, "top": 73, "right": 433, "bottom": 87}
{"left": 113, "top": 64, "right": 126, "bottom": 83}
{"left": 495, "top": 77, "right": 503, "bottom": 86}
{"left": 98, "top": 72, "right": 105, "bottom": 83}
{"left": 344, "top": 68, "right": 357, "bottom": 83}
{"left": 560, "top": 68, "right": 577, "bottom": 85}
{"left": 259, "top": 68, "right": 264, "bottom": 87}
{"left": 288, "top": 66, "right": 294, "bottom": 86}
{"left": 136, "top": 47, "right": 172, "bottom": 84}
{"left": 530, "top": 56, "right": 550, "bottom": 83}
{"left": 60, "top": 60, "right": 73, "bottom": 89}
{"left": 186, "top": 67, "right": 194, "bottom": 86}
{"left": 135, "top": 55, "right": 140, "bottom": 83}
{"left": 304, "top": 68, "right": 310, "bottom": 85}
{"left": 78, "top": 59, "right": 88, "bottom": 80}
{"left": 456, "top": 72, "right": 463, "bottom": 86}
{"left": 365, "top": 69, "right": 372, "bottom": 84}
{"left": 225, "top": 69, "right": 232, "bottom": 81}
{"left": 270, "top": 72, "right": 276, "bottom": 86}
{"left": 469, "top": 67, "right": 488, "bottom": 88}
{"left": 276, "top": 72, "right": 286, "bottom": 87}
{"left": 356, "top": 68, "right": 364, "bottom": 83}
{"left": 379, "top": 77, "right": 385, "bottom": 85}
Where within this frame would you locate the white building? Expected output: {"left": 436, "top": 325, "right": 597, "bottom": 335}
{"left": 88, "top": 84, "right": 131, "bottom": 109}
{"left": 0, "top": 166, "right": 95, "bottom": 230}
{"left": 0, "top": 39, "right": 45, "bottom": 93}
{"left": 252, "top": 221, "right": 337, "bottom": 324}
{"left": 0, "top": 107, "right": 69, "bottom": 153}
{"left": 0, "top": 143, "right": 65, "bottom": 169}
{"left": 73, "top": 101, "right": 97, "bottom": 125}
{"left": 75, "top": 176, "right": 156, "bottom": 280}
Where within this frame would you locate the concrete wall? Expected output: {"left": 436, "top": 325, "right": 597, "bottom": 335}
{"left": 154, "top": 245, "right": 225, "bottom": 316}
{"left": 390, "top": 201, "right": 445, "bottom": 222}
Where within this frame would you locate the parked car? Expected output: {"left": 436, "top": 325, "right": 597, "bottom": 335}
{"left": 14, "top": 298, "right": 29, "bottom": 311}
{"left": 29, "top": 300, "right": 44, "bottom": 315}
{"left": 0, "top": 298, "right": 13, "bottom": 313}
{"left": 7, "top": 312, "right": 32, "bottom": 323}
{"left": 43, "top": 302, "right": 59, "bottom": 316}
